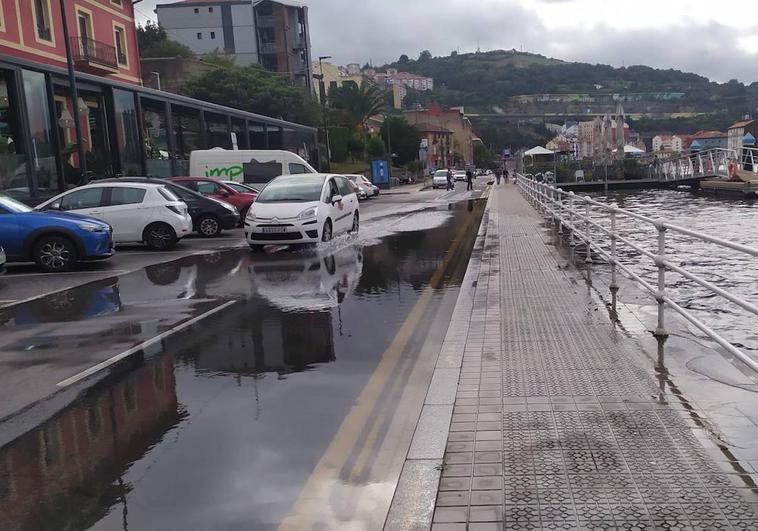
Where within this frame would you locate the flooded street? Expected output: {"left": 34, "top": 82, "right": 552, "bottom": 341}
{"left": 0, "top": 197, "right": 486, "bottom": 531}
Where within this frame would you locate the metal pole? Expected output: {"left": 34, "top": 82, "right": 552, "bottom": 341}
{"left": 584, "top": 198, "right": 592, "bottom": 263}
{"left": 568, "top": 192, "right": 575, "bottom": 246}
{"left": 59, "top": 0, "right": 88, "bottom": 181}
{"left": 318, "top": 56, "right": 331, "bottom": 172}
{"left": 654, "top": 222, "right": 668, "bottom": 338}
{"left": 557, "top": 188, "right": 563, "bottom": 235}
{"left": 609, "top": 202, "right": 619, "bottom": 294}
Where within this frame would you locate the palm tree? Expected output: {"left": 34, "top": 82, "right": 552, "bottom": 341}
{"left": 329, "top": 81, "right": 386, "bottom": 137}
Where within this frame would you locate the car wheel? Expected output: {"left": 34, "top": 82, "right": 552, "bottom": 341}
{"left": 144, "top": 222, "right": 177, "bottom": 250}
{"left": 197, "top": 215, "right": 222, "bottom": 237}
{"left": 349, "top": 211, "right": 359, "bottom": 233}
{"left": 249, "top": 244, "right": 266, "bottom": 253}
{"left": 321, "top": 220, "right": 333, "bottom": 242}
{"left": 33, "top": 235, "right": 77, "bottom": 273}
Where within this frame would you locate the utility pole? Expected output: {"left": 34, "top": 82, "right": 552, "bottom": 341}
{"left": 318, "top": 55, "right": 332, "bottom": 172}
{"left": 385, "top": 114, "right": 393, "bottom": 182}
{"left": 59, "top": 0, "right": 88, "bottom": 181}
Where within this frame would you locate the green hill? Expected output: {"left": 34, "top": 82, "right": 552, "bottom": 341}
{"left": 388, "top": 50, "right": 756, "bottom": 116}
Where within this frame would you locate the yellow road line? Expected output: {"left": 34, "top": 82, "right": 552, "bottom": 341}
{"left": 278, "top": 202, "right": 483, "bottom": 530}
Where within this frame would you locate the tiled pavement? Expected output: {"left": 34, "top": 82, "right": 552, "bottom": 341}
{"left": 430, "top": 186, "right": 758, "bottom": 530}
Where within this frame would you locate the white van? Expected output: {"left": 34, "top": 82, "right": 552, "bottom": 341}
{"left": 189, "top": 149, "right": 317, "bottom": 187}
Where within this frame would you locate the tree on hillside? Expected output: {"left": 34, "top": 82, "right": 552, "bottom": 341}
{"left": 181, "top": 63, "right": 320, "bottom": 125}
{"left": 398, "top": 54, "right": 410, "bottom": 65}
{"left": 380, "top": 117, "right": 420, "bottom": 165}
{"left": 418, "top": 50, "right": 432, "bottom": 61}
{"left": 329, "top": 81, "right": 386, "bottom": 135}
{"left": 474, "top": 143, "right": 497, "bottom": 169}
{"left": 138, "top": 21, "right": 194, "bottom": 59}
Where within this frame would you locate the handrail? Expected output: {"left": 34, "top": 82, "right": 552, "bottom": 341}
{"left": 517, "top": 174, "right": 758, "bottom": 374}
{"left": 651, "top": 147, "right": 738, "bottom": 182}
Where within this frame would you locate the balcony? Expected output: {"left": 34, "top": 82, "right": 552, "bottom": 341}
{"left": 259, "top": 42, "right": 278, "bottom": 55}
{"left": 257, "top": 15, "right": 275, "bottom": 28}
{"left": 71, "top": 37, "right": 119, "bottom": 74}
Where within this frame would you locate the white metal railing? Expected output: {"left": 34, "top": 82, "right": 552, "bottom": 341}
{"left": 740, "top": 147, "right": 758, "bottom": 176}
{"left": 654, "top": 148, "right": 737, "bottom": 182}
{"left": 517, "top": 174, "right": 758, "bottom": 374}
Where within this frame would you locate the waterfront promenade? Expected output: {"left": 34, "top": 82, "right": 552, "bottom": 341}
{"left": 389, "top": 184, "right": 758, "bottom": 530}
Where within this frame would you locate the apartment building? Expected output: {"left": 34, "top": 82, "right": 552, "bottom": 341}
{"left": 403, "top": 105, "right": 475, "bottom": 166}
{"left": 156, "top": 0, "right": 313, "bottom": 90}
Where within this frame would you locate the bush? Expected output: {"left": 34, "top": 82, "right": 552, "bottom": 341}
{"left": 366, "top": 135, "right": 386, "bottom": 158}
{"left": 328, "top": 127, "right": 349, "bottom": 163}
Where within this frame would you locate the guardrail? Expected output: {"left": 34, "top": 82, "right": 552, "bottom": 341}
{"left": 654, "top": 148, "right": 737, "bottom": 182}
{"left": 517, "top": 174, "right": 758, "bottom": 374}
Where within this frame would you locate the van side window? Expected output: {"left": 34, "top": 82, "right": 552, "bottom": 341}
{"left": 243, "top": 160, "right": 283, "bottom": 184}
{"left": 288, "top": 163, "right": 309, "bottom": 174}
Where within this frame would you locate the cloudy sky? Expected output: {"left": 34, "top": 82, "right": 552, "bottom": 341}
{"left": 135, "top": 0, "right": 758, "bottom": 83}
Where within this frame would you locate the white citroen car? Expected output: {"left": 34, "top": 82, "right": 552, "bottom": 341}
{"left": 36, "top": 182, "right": 192, "bottom": 250}
{"left": 245, "top": 173, "right": 359, "bottom": 251}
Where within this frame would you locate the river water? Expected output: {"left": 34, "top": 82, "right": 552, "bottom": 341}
{"left": 582, "top": 188, "right": 758, "bottom": 356}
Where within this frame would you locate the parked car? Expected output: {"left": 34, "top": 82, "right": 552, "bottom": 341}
{"left": 0, "top": 193, "right": 113, "bottom": 272}
{"left": 0, "top": 246, "right": 6, "bottom": 275}
{"left": 221, "top": 181, "right": 260, "bottom": 194}
{"left": 433, "top": 170, "right": 449, "bottom": 189}
{"left": 345, "top": 174, "right": 372, "bottom": 200}
{"left": 359, "top": 175, "right": 380, "bottom": 197}
{"left": 36, "top": 182, "right": 192, "bottom": 250}
{"left": 544, "top": 171, "right": 555, "bottom": 184}
{"left": 245, "top": 174, "right": 359, "bottom": 251}
{"left": 97, "top": 178, "right": 239, "bottom": 237}
{"left": 454, "top": 170, "right": 467, "bottom": 182}
{"left": 167, "top": 176, "right": 257, "bottom": 219}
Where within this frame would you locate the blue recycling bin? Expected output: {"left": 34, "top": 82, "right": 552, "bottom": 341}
{"left": 372, "top": 159, "right": 390, "bottom": 189}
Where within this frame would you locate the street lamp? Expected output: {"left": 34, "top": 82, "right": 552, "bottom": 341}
{"left": 318, "top": 55, "right": 332, "bottom": 171}
{"left": 58, "top": 0, "right": 87, "bottom": 181}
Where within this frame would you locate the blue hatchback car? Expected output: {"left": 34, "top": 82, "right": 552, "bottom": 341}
{"left": 0, "top": 193, "right": 114, "bottom": 272}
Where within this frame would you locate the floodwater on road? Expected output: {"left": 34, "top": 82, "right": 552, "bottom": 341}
{"left": 584, "top": 187, "right": 758, "bottom": 356}
{"left": 0, "top": 199, "right": 486, "bottom": 531}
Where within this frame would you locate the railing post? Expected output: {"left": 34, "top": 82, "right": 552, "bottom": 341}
{"left": 584, "top": 197, "right": 592, "bottom": 263}
{"left": 557, "top": 188, "right": 564, "bottom": 235}
{"left": 609, "top": 202, "right": 619, "bottom": 306}
{"left": 568, "top": 192, "right": 575, "bottom": 246}
{"left": 654, "top": 221, "right": 668, "bottom": 338}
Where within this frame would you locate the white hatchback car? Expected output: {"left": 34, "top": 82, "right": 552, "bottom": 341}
{"left": 245, "top": 173, "right": 359, "bottom": 251}
{"left": 433, "top": 170, "right": 450, "bottom": 189}
{"left": 36, "top": 182, "right": 192, "bottom": 250}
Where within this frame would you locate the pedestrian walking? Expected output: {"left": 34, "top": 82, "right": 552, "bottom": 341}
{"left": 446, "top": 168, "right": 454, "bottom": 191}
{"left": 505, "top": 169, "right": 510, "bottom": 183}
{"left": 495, "top": 168, "right": 502, "bottom": 185}
{"left": 466, "top": 169, "right": 474, "bottom": 191}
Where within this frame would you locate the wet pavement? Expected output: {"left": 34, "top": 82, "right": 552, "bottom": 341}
{"left": 0, "top": 184, "right": 488, "bottom": 530}
{"left": 401, "top": 185, "right": 758, "bottom": 530}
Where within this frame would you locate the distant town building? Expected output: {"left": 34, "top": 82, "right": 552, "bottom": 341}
{"left": 156, "top": 0, "right": 313, "bottom": 91}
{"left": 418, "top": 125, "right": 453, "bottom": 169}
{"left": 366, "top": 70, "right": 434, "bottom": 93}
{"left": 689, "top": 130, "right": 728, "bottom": 151}
{"left": 652, "top": 135, "right": 685, "bottom": 153}
{"left": 728, "top": 119, "right": 758, "bottom": 153}
{"left": 403, "top": 105, "right": 475, "bottom": 165}
{"left": 312, "top": 61, "right": 362, "bottom": 102}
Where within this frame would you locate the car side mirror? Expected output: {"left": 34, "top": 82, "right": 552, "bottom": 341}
{"left": 221, "top": 190, "right": 231, "bottom": 197}
{"left": 48, "top": 201, "right": 61, "bottom": 211}
{"left": 331, "top": 194, "right": 343, "bottom": 204}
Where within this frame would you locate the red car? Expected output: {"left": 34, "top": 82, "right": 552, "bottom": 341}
{"left": 167, "top": 177, "right": 257, "bottom": 219}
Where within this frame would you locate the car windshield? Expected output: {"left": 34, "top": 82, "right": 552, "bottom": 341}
{"left": 434, "top": 171, "right": 448, "bottom": 177}
{"left": 256, "top": 175, "right": 325, "bottom": 203}
{"left": 0, "top": 194, "right": 32, "bottom": 213}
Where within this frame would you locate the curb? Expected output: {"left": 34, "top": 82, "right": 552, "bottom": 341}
{"left": 384, "top": 190, "right": 493, "bottom": 530}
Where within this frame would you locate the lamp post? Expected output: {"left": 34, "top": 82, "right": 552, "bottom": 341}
{"left": 318, "top": 55, "right": 332, "bottom": 172}
{"left": 59, "top": 0, "right": 87, "bottom": 181}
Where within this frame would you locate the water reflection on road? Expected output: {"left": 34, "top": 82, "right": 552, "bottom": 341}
{"left": 0, "top": 200, "right": 485, "bottom": 531}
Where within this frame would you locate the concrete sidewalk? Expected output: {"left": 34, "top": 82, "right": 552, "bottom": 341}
{"left": 388, "top": 185, "right": 758, "bottom": 530}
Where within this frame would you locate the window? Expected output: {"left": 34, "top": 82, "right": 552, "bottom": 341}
{"left": 111, "top": 0, "right": 123, "bottom": 6}
{"left": 194, "top": 8, "right": 199, "bottom": 13}
{"left": 141, "top": 98, "right": 171, "bottom": 177}
{"left": 77, "top": 9, "right": 93, "bottom": 41}
{"left": 112, "top": 89, "right": 142, "bottom": 175}
{"left": 288, "top": 163, "right": 309, "bottom": 174}
{"left": 336, "top": 177, "right": 353, "bottom": 196}
{"left": 197, "top": 32, "right": 202, "bottom": 40}
{"left": 173, "top": 180, "right": 197, "bottom": 191}
{"left": 0, "top": 70, "right": 29, "bottom": 201}
{"left": 172, "top": 105, "right": 203, "bottom": 174}
{"left": 59, "top": 188, "right": 104, "bottom": 211}
{"left": 324, "top": 179, "right": 339, "bottom": 202}
{"left": 209, "top": 7, "right": 214, "bottom": 12}
{"left": 197, "top": 181, "right": 221, "bottom": 194}
{"left": 22, "top": 70, "right": 59, "bottom": 194}
{"left": 210, "top": 31, "right": 216, "bottom": 39}
{"left": 205, "top": 112, "right": 230, "bottom": 149}
{"left": 109, "top": 187, "right": 145, "bottom": 206}
{"left": 33, "top": 0, "right": 53, "bottom": 43}
{"left": 0, "top": 1, "right": 5, "bottom": 32}
{"left": 114, "top": 24, "right": 128, "bottom": 66}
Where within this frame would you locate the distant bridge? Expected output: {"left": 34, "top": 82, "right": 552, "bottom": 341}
{"left": 466, "top": 112, "right": 712, "bottom": 120}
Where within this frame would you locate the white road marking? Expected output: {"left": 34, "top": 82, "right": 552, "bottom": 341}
{"left": 3, "top": 270, "right": 128, "bottom": 278}
{"left": 56, "top": 300, "right": 238, "bottom": 388}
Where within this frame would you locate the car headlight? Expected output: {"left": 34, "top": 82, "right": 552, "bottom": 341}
{"left": 246, "top": 208, "right": 256, "bottom": 220}
{"left": 76, "top": 222, "right": 107, "bottom": 232}
{"left": 297, "top": 206, "right": 318, "bottom": 220}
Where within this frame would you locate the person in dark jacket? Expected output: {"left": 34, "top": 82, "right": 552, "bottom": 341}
{"left": 465, "top": 169, "right": 473, "bottom": 191}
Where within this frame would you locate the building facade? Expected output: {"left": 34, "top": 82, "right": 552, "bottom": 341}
{"left": 652, "top": 134, "right": 684, "bottom": 153}
{"left": 156, "top": 0, "right": 313, "bottom": 91}
{"left": 418, "top": 125, "right": 453, "bottom": 170}
{"left": 311, "top": 60, "right": 361, "bottom": 103}
{"left": 0, "top": 55, "right": 316, "bottom": 204}
{"left": 689, "top": 130, "right": 728, "bottom": 151}
{"left": 403, "top": 105, "right": 475, "bottom": 166}
{"left": 728, "top": 120, "right": 758, "bottom": 153}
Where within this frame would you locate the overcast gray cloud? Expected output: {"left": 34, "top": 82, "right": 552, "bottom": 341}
{"left": 134, "top": 0, "right": 758, "bottom": 83}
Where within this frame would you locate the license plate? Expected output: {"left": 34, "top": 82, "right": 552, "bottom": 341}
{"left": 261, "top": 226, "right": 287, "bottom": 233}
